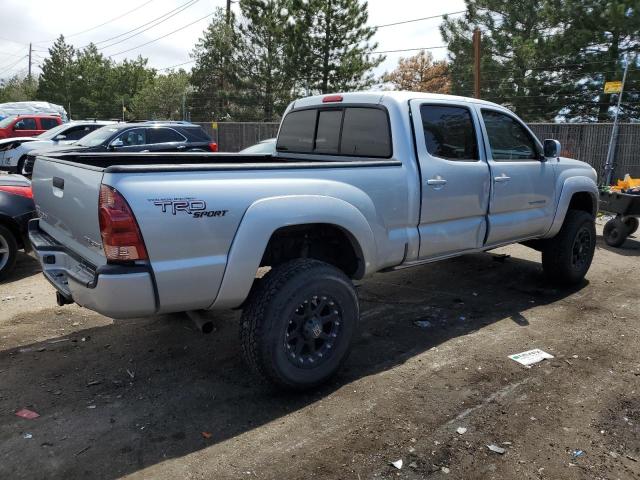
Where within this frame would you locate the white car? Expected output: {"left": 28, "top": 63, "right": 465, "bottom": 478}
{"left": 0, "top": 120, "right": 116, "bottom": 174}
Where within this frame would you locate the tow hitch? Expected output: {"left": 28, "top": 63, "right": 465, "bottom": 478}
{"left": 56, "top": 292, "right": 73, "bottom": 306}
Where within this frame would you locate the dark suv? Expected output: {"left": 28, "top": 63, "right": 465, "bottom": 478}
{"left": 23, "top": 121, "right": 217, "bottom": 175}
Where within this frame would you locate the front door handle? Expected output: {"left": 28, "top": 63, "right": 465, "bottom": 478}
{"left": 494, "top": 174, "right": 511, "bottom": 183}
{"left": 427, "top": 177, "right": 448, "bottom": 186}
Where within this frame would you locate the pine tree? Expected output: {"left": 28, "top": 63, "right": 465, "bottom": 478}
{"left": 294, "top": 0, "right": 383, "bottom": 94}
{"left": 239, "top": 0, "right": 297, "bottom": 121}
{"left": 190, "top": 8, "right": 248, "bottom": 121}
{"left": 37, "top": 35, "right": 76, "bottom": 113}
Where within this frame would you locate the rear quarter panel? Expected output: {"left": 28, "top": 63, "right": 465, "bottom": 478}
{"left": 104, "top": 160, "right": 417, "bottom": 312}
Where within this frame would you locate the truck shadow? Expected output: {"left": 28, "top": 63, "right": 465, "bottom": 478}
{"left": 0, "top": 251, "right": 587, "bottom": 479}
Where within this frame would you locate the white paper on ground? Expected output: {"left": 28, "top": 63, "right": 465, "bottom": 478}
{"left": 508, "top": 348, "right": 554, "bottom": 366}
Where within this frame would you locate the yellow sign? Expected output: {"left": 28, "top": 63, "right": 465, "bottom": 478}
{"left": 604, "top": 81, "right": 622, "bottom": 94}
{"left": 211, "top": 122, "right": 218, "bottom": 130}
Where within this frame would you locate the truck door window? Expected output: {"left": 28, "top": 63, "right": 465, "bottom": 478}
{"left": 315, "top": 110, "right": 341, "bottom": 154}
{"left": 117, "top": 128, "right": 147, "bottom": 146}
{"left": 64, "top": 126, "right": 92, "bottom": 141}
{"left": 277, "top": 109, "right": 316, "bottom": 152}
{"left": 15, "top": 118, "right": 37, "bottom": 130}
{"left": 40, "top": 118, "right": 59, "bottom": 130}
{"left": 481, "top": 110, "right": 538, "bottom": 161}
{"left": 340, "top": 108, "right": 391, "bottom": 157}
{"left": 420, "top": 105, "right": 478, "bottom": 161}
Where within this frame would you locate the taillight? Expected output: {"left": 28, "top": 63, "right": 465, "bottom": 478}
{"left": 98, "top": 184, "right": 148, "bottom": 262}
{"left": 209, "top": 142, "right": 218, "bottom": 152}
{"left": 0, "top": 185, "right": 32, "bottom": 199}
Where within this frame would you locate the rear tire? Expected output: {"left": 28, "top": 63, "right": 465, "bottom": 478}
{"left": 240, "top": 259, "right": 358, "bottom": 390}
{"left": 603, "top": 217, "right": 629, "bottom": 247}
{"left": 0, "top": 225, "right": 18, "bottom": 281}
{"left": 16, "top": 156, "right": 26, "bottom": 176}
{"left": 542, "top": 210, "right": 595, "bottom": 285}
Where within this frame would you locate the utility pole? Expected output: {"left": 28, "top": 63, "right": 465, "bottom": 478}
{"left": 28, "top": 43, "right": 32, "bottom": 81}
{"left": 226, "top": 0, "right": 231, "bottom": 25}
{"left": 473, "top": 29, "right": 481, "bottom": 99}
{"left": 122, "top": 98, "right": 126, "bottom": 122}
{"left": 604, "top": 61, "right": 629, "bottom": 186}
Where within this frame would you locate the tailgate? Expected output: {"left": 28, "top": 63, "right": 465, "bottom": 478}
{"left": 32, "top": 158, "right": 107, "bottom": 267}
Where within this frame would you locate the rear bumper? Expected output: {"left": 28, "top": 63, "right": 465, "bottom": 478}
{"left": 28, "top": 219, "right": 157, "bottom": 319}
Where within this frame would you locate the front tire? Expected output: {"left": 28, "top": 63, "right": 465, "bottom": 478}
{"left": 16, "top": 156, "right": 27, "bottom": 176}
{"left": 240, "top": 259, "right": 359, "bottom": 390}
{"left": 542, "top": 210, "right": 595, "bottom": 285}
{"left": 0, "top": 225, "right": 18, "bottom": 281}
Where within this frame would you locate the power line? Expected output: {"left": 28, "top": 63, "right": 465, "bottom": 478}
{"left": 374, "top": 46, "right": 447, "bottom": 54}
{"left": 0, "top": 56, "right": 27, "bottom": 77}
{"left": 158, "top": 59, "right": 196, "bottom": 71}
{"left": 90, "top": 0, "right": 200, "bottom": 50}
{"left": 108, "top": 11, "right": 215, "bottom": 57}
{"left": 34, "top": 0, "right": 155, "bottom": 44}
{"left": 373, "top": 10, "right": 465, "bottom": 29}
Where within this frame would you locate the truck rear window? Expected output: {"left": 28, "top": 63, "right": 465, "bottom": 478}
{"left": 277, "top": 106, "right": 391, "bottom": 158}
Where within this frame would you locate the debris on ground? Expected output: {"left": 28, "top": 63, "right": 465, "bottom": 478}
{"left": 571, "top": 449, "right": 585, "bottom": 458}
{"left": 487, "top": 444, "right": 506, "bottom": 454}
{"left": 15, "top": 408, "right": 40, "bottom": 420}
{"left": 390, "top": 459, "right": 403, "bottom": 469}
{"left": 126, "top": 369, "right": 135, "bottom": 379}
{"left": 86, "top": 380, "right": 102, "bottom": 387}
{"left": 201, "top": 431, "right": 213, "bottom": 439}
{"left": 23, "top": 433, "right": 33, "bottom": 439}
{"left": 508, "top": 349, "right": 554, "bottom": 367}
{"left": 413, "top": 319, "right": 432, "bottom": 328}
{"left": 441, "top": 466, "right": 450, "bottom": 474}
{"left": 456, "top": 427, "right": 467, "bottom": 435}
{"left": 491, "top": 253, "right": 511, "bottom": 262}
{"left": 48, "top": 338, "right": 69, "bottom": 344}
{"left": 75, "top": 446, "right": 91, "bottom": 456}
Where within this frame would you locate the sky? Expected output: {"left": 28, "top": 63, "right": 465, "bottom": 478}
{"left": 0, "top": 0, "right": 466, "bottom": 81}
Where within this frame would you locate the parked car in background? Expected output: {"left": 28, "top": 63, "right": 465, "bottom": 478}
{"left": 1, "top": 120, "right": 116, "bottom": 174}
{"left": 0, "top": 115, "right": 63, "bottom": 140}
{"left": 239, "top": 138, "right": 276, "bottom": 154}
{"left": 22, "top": 121, "right": 218, "bottom": 176}
{"left": 0, "top": 174, "right": 35, "bottom": 280}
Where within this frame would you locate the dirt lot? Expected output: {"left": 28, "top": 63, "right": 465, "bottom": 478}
{"left": 0, "top": 222, "right": 638, "bottom": 480}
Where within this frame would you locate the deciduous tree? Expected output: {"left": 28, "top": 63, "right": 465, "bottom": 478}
{"left": 383, "top": 50, "right": 450, "bottom": 93}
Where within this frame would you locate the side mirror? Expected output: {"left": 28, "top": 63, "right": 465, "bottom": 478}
{"left": 109, "top": 138, "right": 124, "bottom": 149}
{"left": 543, "top": 139, "right": 561, "bottom": 159}
{"left": 54, "top": 134, "right": 66, "bottom": 141}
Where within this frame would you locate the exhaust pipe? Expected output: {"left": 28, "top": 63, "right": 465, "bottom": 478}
{"left": 56, "top": 292, "right": 73, "bottom": 306}
{"left": 186, "top": 310, "right": 214, "bottom": 334}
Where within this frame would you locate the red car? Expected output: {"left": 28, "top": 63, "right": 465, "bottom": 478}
{"left": 0, "top": 115, "right": 63, "bottom": 140}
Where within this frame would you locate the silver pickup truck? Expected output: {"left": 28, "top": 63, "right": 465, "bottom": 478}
{"left": 29, "top": 92, "right": 598, "bottom": 389}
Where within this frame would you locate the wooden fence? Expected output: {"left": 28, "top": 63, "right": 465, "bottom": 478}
{"left": 197, "top": 121, "right": 640, "bottom": 180}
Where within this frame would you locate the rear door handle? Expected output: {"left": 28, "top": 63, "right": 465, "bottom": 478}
{"left": 52, "top": 177, "right": 64, "bottom": 189}
{"left": 427, "top": 178, "right": 447, "bottom": 186}
{"left": 494, "top": 174, "right": 511, "bottom": 183}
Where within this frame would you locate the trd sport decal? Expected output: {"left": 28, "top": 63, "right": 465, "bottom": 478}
{"left": 149, "top": 198, "right": 228, "bottom": 218}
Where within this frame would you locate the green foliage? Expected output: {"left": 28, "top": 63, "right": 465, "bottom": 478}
{"left": 292, "top": 0, "right": 383, "bottom": 94}
{"left": 37, "top": 35, "right": 76, "bottom": 110}
{"left": 0, "top": 76, "right": 38, "bottom": 102}
{"left": 441, "top": 0, "right": 640, "bottom": 122}
{"left": 131, "top": 70, "right": 190, "bottom": 120}
{"left": 239, "top": 0, "right": 298, "bottom": 121}
{"left": 190, "top": 8, "right": 251, "bottom": 121}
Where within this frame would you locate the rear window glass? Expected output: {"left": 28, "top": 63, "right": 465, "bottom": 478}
{"left": 420, "top": 105, "right": 478, "bottom": 161}
{"left": 315, "top": 110, "right": 341, "bottom": 154}
{"left": 277, "top": 106, "right": 391, "bottom": 158}
{"left": 340, "top": 108, "right": 391, "bottom": 157}
{"left": 277, "top": 110, "right": 316, "bottom": 153}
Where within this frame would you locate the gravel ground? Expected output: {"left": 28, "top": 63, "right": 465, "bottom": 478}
{"left": 0, "top": 222, "right": 638, "bottom": 480}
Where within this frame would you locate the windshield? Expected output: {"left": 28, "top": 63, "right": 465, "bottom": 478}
{"left": 75, "top": 126, "right": 119, "bottom": 147}
{"left": 37, "top": 123, "right": 69, "bottom": 140}
{"left": 0, "top": 116, "right": 17, "bottom": 128}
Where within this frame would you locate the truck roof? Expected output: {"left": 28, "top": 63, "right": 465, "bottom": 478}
{"left": 290, "top": 90, "right": 506, "bottom": 111}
